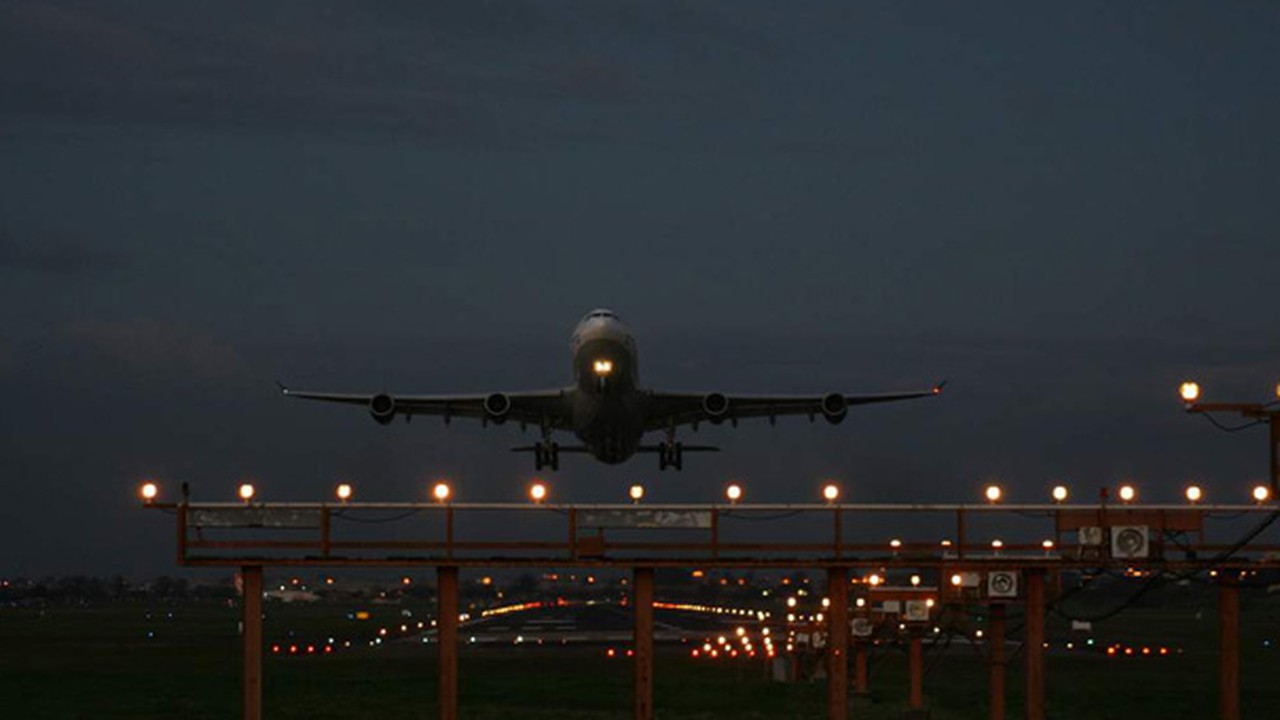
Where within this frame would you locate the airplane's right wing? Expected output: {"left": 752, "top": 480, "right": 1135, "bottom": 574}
{"left": 279, "top": 384, "right": 572, "bottom": 428}
{"left": 644, "top": 382, "right": 944, "bottom": 430}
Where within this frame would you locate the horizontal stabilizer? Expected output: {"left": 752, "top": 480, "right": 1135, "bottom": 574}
{"left": 637, "top": 444, "right": 720, "bottom": 453}
{"left": 511, "top": 445, "right": 590, "bottom": 453}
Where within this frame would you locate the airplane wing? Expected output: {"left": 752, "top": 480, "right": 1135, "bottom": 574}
{"left": 643, "top": 382, "right": 945, "bottom": 431}
{"left": 279, "top": 383, "right": 572, "bottom": 428}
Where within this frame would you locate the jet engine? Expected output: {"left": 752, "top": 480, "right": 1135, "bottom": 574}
{"left": 369, "top": 394, "right": 397, "bottom": 425}
{"left": 820, "top": 393, "right": 848, "bottom": 424}
{"left": 703, "top": 392, "right": 730, "bottom": 423}
{"left": 484, "top": 392, "right": 512, "bottom": 424}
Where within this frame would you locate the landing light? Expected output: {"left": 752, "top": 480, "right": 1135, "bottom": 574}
{"left": 238, "top": 483, "right": 256, "bottom": 503}
{"left": 593, "top": 359, "right": 613, "bottom": 377}
{"left": 139, "top": 481, "right": 159, "bottom": 503}
{"left": 1179, "top": 381, "right": 1201, "bottom": 403}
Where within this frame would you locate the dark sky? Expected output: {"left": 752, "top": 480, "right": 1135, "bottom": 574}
{"left": 2, "top": 1, "right": 1278, "bottom": 576}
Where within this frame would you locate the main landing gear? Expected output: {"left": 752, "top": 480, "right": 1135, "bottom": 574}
{"left": 658, "top": 441, "right": 683, "bottom": 471}
{"left": 534, "top": 441, "right": 560, "bottom": 471}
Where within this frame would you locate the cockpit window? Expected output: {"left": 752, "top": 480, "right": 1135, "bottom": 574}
{"left": 583, "top": 309, "right": 619, "bottom": 321}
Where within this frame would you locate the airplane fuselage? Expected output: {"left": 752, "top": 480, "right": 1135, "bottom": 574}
{"left": 569, "top": 310, "right": 645, "bottom": 463}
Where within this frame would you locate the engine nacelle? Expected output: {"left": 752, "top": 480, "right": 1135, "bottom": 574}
{"left": 484, "top": 392, "right": 512, "bottom": 424}
{"left": 702, "top": 392, "right": 730, "bottom": 423}
{"left": 820, "top": 393, "right": 848, "bottom": 424}
{"left": 369, "top": 394, "right": 396, "bottom": 425}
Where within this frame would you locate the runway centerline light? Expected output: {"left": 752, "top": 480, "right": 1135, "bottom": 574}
{"left": 984, "top": 484, "right": 1003, "bottom": 503}
{"left": 238, "top": 483, "right": 255, "bottom": 503}
{"left": 432, "top": 482, "right": 452, "bottom": 503}
{"left": 822, "top": 483, "right": 840, "bottom": 503}
{"left": 725, "top": 483, "right": 743, "bottom": 504}
{"left": 1118, "top": 484, "right": 1137, "bottom": 504}
{"left": 139, "top": 481, "right": 159, "bottom": 503}
{"left": 335, "top": 483, "right": 353, "bottom": 502}
{"left": 1051, "top": 485, "right": 1069, "bottom": 503}
{"left": 1179, "top": 381, "right": 1201, "bottom": 403}
{"left": 1253, "top": 485, "right": 1271, "bottom": 504}
{"left": 629, "top": 484, "right": 645, "bottom": 503}
{"left": 1185, "top": 485, "right": 1203, "bottom": 504}
{"left": 529, "top": 481, "right": 548, "bottom": 504}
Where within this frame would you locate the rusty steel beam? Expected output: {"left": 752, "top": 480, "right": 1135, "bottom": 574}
{"left": 241, "top": 565, "right": 263, "bottom": 720}
{"left": 853, "top": 640, "right": 869, "bottom": 696}
{"left": 988, "top": 603, "right": 1005, "bottom": 720}
{"left": 438, "top": 566, "right": 459, "bottom": 720}
{"left": 634, "top": 567, "right": 655, "bottom": 720}
{"left": 1024, "top": 570, "right": 1045, "bottom": 720}
{"left": 908, "top": 627, "right": 924, "bottom": 710}
{"left": 826, "top": 567, "right": 848, "bottom": 720}
{"left": 1220, "top": 577, "right": 1240, "bottom": 720}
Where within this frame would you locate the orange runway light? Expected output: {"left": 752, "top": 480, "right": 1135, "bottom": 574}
{"left": 139, "top": 481, "right": 159, "bottom": 503}
{"left": 984, "top": 484, "right": 1003, "bottom": 503}
{"left": 1252, "top": 485, "right": 1271, "bottom": 503}
{"left": 335, "top": 483, "right": 353, "bottom": 502}
{"left": 822, "top": 483, "right": 840, "bottom": 503}
{"left": 1179, "top": 381, "right": 1201, "bottom": 403}
{"left": 432, "top": 481, "right": 451, "bottom": 503}
{"left": 529, "top": 481, "right": 548, "bottom": 504}
{"left": 238, "top": 483, "right": 256, "bottom": 503}
{"left": 1185, "top": 485, "right": 1202, "bottom": 504}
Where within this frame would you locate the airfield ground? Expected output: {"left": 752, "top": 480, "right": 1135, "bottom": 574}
{"left": 3, "top": 599, "right": 1279, "bottom": 719}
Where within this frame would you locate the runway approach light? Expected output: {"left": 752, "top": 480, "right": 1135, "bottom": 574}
{"left": 1185, "top": 485, "right": 1203, "bottom": 504}
{"left": 984, "top": 484, "right": 1003, "bottom": 503}
{"left": 1051, "top": 485, "right": 1069, "bottom": 503}
{"left": 1275, "top": 382, "right": 1280, "bottom": 400}
{"left": 139, "top": 482, "right": 159, "bottom": 503}
{"left": 629, "top": 484, "right": 645, "bottom": 503}
{"left": 910, "top": 574, "right": 921, "bottom": 587}
{"left": 1118, "top": 484, "right": 1137, "bottom": 504}
{"left": 950, "top": 573, "right": 963, "bottom": 587}
{"left": 432, "top": 482, "right": 452, "bottom": 503}
{"left": 238, "top": 483, "right": 256, "bottom": 503}
{"left": 529, "top": 481, "right": 548, "bottom": 504}
{"left": 1179, "top": 381, "right": 1201, "bottom": 404}
{"left": 822, "top": 483, "right": 840, "bottom": 503}
{"left": 592, "top": 359, "right": 613, "bottom": 377}
{"left": 1253, "top": 485, "right": 1271, "bottom": 504}
{"left": 725, "top": 483, "right": 743, "bottom": 504}
{"left": 335, "top": 483, "right": 353, "bottom": 502}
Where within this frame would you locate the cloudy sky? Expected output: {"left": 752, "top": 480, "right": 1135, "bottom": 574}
{"left": 1, "top": 1, "right": 1278, "bottom": 576}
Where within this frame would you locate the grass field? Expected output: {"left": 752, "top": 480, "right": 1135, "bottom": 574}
{"left": 3, "top": 598, "right": 1279, "bottom": 719}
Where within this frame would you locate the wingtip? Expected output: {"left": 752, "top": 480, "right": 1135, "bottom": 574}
{"left": 932, "top": 379, "right": 948, "bottom": 395}
{"left": 276, "top": 380, "right": 289, "bottom": 395}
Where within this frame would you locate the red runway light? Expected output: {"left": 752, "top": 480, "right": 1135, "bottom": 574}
{"left": 289, "top": 645, "right": 298, "bottom": 654}
{"left": 271, "top": 645, "right": 280, "bottom": 654}
{"left": 626, "top": 649, "right": 634, "bottom": 657}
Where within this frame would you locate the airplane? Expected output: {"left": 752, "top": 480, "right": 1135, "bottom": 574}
{"left": 280, "top": 309, "right": 944, "bottom": 471}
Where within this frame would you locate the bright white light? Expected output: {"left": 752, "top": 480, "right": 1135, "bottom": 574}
{"left": 629, "top": 484, "right": 645, "bottom": 502}
{"left": 238, "top": 483, "right": 255, "bottom": 502}
{"left": 432, "top": 482, "right": 451, "bottom": 502}
{"left": 1179, "top": 381, "right": 1201, "bottom": 403}
{"left": 910, "top": 575, "right": 921, "bottom": 587}
{"left": 1185, "top": 485, "right": 1202, "bottom": 503}
{"left": 1051, "top": 485, "right": 1069, "bottom": 503}
{"left": 139, "top": 482, "right": 159, "bottom": 502}
{"left": 889, "top": 538, "right": 902, "bottom": 549}
{"left": 725, "top": 483, "right": 743, "bottom": 503}
{"left": 950, "top": 574, "right": 963, "bottom": 587}
{"left": 1253, "top": 485, "right": 1271, "bottom": 503}
{"left": 822, "top": 484, "right": 840, "bottom": 502}
{"left": 529, "top": 481, "right": 548, "bottom": 503}
{"left": 593, "top": 359, "right": 613, "bottom": 376}
{"left": 985, "top": 484, "right": 1003, "bottom": 503}
{"left": 1042, "top": 539, "right": 1055, "bottom": 550}
{"left": 336, "top": 483, "right": 353, "bottom": 502}
{"left": 1118, "top": 484, "right": 1137, "bottom": 503}
{"left": 991, "top": 539, "right": 1004, "bottom": 549}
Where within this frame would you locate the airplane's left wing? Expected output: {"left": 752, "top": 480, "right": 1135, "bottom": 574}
{"left": 280, "top": 383, "right": 571, "bottom": 428}
{"left": 644, "top": 382, "right": 944, "bottom": 430}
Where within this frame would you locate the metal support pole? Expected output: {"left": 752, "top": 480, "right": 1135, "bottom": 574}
{"left": 438, "top": 566, "right": 459, "bottom": 720}
{"left": 853, "top": 641, "right": 869, "bottom": 696}
{"left": 1024, "top": 570, "right": 1045, "bottom": 720}
{"left": 827, "top": 567, "right": 848, "bottom": 720}
{"left": 988, "top": 603, "right": 1006, "bottom": 720}
{"left": 1270, "top": 419, "right": 1279, "bottom": 496}
{"left": 908, "top": 627, "right": 924, "bottom": 710}
{"left": 241, "top": 565, "right": 263, "bottom": 720}
{"left": 633, "top": 567, "right": 655, "bottom": 720}
{"left": 1219, "top": 577, "right": 1240, "bottom": 720}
